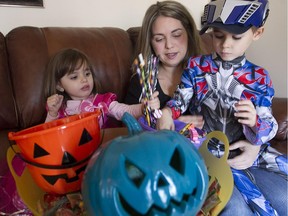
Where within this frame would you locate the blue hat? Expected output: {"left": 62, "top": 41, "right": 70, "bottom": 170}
{"left": 200, "top": 0, "right": 269, "bottom": 35}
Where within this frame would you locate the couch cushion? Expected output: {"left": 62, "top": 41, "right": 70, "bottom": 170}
{"left": 6, "top": 26, "right": 133, "bottom": 129}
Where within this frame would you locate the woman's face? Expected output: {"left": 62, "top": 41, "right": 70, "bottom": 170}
{"left": 151, "top": 16, "right": 188, "bottom": 68}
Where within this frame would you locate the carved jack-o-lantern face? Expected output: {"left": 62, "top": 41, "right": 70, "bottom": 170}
{"left": 82, "top": 113, "right": 209, "bottom": 216}
{"left": 9, "top": 111, "right": 101, "bottom": 194}
{"left": 26, "top": 158, "right": 89, "bottom": 194}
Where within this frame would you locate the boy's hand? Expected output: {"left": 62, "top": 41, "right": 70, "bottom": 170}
{"left": 227, "top": 140, "right": 261, "bottom": 170}
{"left": 47, "top": 94, "right": 64, "bottom": 117}
{"left": 234, "top": 100, "right": 257, "bottom": 128}
{"left": 156, "top": 108, "right": 174, "bottom": 130}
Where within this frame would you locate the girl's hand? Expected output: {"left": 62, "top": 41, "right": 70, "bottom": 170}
{"left": 178, "top": 115, "right": 204, "bottom": 129}
{"left": 227, "top": 140, "right": 260, "bottom": 170}
{"left": 46, "top": 94, "right": 64, "bottom": 117}
{"left": 234, "top": 100, "right": 257, "bottom": 128}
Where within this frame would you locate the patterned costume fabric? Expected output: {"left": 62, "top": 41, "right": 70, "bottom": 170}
{"left": 166, "top": 53, "right": 287, "bottom": 215}
{"left": 58, "top": 93, "right": 117, "bottom": 128}
{"left": 167, "top": 53, "right": 278, "bottom": 148}
{"left": 254, "top": 144, "right": 287, "bottom": 180}
{"left": 232, "top": 168, "right": 280, "bottom": 216}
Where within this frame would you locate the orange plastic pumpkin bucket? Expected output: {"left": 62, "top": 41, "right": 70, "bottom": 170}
{"left": 8, "top": 111, "right": 101, "bottom": 165}
{"left": 25, "top": 156, "right": 90, "bottom": 194}
{"left": 8, "top": 110, "right": 102, "bottom": 194}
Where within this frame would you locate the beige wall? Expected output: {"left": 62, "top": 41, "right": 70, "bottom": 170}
{"left": 0, "top": 0, "right": 287, "bottom": 97}
{"left": 246, "top": 0, "right": 287, "bottom": 98}
{"left": 0, "top": 0, "right": 208, "bottom": 34}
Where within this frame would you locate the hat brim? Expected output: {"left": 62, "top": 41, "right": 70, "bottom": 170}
{"left": 200, "top": 22, "right": 251, "bottom": 35}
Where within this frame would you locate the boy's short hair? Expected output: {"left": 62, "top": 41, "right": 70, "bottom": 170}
{"left": 200, "top": 0, "right": 269, "bottom": 35}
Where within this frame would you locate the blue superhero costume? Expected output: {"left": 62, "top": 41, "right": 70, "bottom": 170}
{"left": 167, "top": 53, "right": 278, "bottom": 148}
{"left": 167, "top": 53, "right": 287, "bottom": 215}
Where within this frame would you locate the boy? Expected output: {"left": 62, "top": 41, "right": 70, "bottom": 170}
{"left": 157, "top": 0, "right": 287, "bottom": 215}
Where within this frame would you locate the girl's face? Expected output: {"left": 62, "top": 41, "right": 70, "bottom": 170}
{"left": 212, "top": 27, "right": 263, "bottom": 61}
{"left": 58, "top": 62, "right": 94, "bottom": 100}
{"left": 151, "top": 16, "right": 188, "bottom": 68}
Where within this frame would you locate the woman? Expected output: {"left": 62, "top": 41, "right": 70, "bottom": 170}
{"left": 124, "top": 0, "right": 204, "bottom": 128}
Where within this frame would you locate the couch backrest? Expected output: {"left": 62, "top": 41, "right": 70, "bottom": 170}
{"left": 0, "top": 31, "right": 18, "bottom": 130}
{"left": 5, "top": 26, "right": 134, "bottom": 129}
{"left": 3, "top": 26, "right": 213, "bottom": 130}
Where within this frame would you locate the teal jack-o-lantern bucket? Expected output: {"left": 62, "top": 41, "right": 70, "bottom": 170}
{"left": 82, "top": 112, "right": 209, "bottom": 216}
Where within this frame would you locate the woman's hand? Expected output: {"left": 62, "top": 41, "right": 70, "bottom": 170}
{"left": 227, "top": 140, "right": 260, "bottom": 170}
{"left": 156, "top": 108, "right": 175, "bottom": 130}
{"left": 178, "top": 115, "right": 204, "bottom": 129}
{"left": 147, "top": 91, "right": 160, "bottom": 110}
{"left": 46, "top": 94, "right": 63, "bottom": 117}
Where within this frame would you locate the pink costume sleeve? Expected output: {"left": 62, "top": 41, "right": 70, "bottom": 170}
{"left": 92, "top": 92, "right": 143, "bottom": 120}
{"left": 108, "top": 101, "right": 143, "bottom": 120}
{"left": 45, "top": 93, "right": 139, "bottom": 126}
{"left": 91, "top": 93, "right": 117, "bottom": 113}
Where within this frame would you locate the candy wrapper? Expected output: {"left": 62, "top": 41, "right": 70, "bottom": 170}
{"left": 37, "top": 192, "right": 86, "bottom": 216}
{"left": 197, "top": 177, "right": 221, "bottom": 216}
{"left": 138, "top": 116, "right": 207, "bottom": 149}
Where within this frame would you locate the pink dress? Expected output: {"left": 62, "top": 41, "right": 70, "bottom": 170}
{"left": 45, "top": 93, "right": 142, "bottom": 128}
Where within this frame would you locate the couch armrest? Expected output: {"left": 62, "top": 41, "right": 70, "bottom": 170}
{"left": 272, "top": 98, "right": 287, "bottom": 141}
{"left": 270, "top": 97, "right": 287, "bottom": 154}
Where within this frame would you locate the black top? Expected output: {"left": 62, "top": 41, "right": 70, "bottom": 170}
{"left": 124, "top": 73, "right": 171, "bottom": 109}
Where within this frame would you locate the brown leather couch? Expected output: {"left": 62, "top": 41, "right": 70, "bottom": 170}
{"left": 0, "top": 26, "right": 287, "bottom": 173}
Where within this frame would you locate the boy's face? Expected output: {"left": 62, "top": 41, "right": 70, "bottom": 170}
{"left": 212, "top": 27, "right": 264, "bottom": 61}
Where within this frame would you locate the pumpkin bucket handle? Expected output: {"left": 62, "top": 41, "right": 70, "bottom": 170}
{"left": 198, "top": 130, "right": 233, "bottom": 216}
{"left": 200, "top": 130, "right": 230, "bottom": 160}
{"left": 6, "top": 145, "right": 44, "bottom": 216}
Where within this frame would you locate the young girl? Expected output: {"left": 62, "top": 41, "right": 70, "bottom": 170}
{"left": 44, "top": 48, "right": 159, "bottom": 128}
